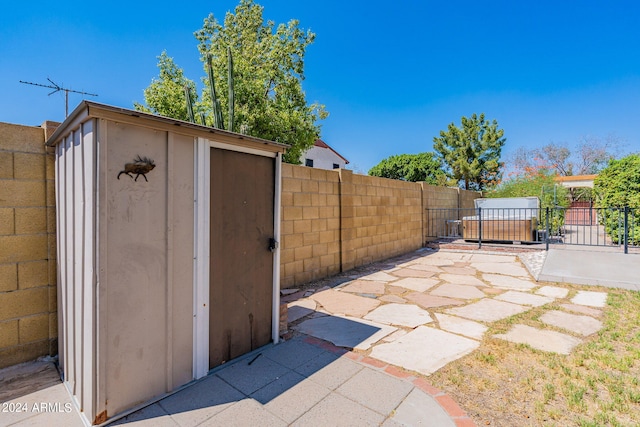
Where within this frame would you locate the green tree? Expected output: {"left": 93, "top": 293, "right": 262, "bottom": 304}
{"left": 594, "top": 154, "right": 640, "bottom": 244}
{"left": 368, "top": 153, "right": 446, "bottom": 184}
{"left": 134, "top": 51, "right": 198, "bottom": 121}
{"left": 136, "top": 0, "right": 327, "bottom": 164}
{"left": 433, "top": 113, "right": 505, "bottom": 191}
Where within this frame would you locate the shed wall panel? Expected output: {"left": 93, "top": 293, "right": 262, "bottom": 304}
{"left": 104, "top": 123, "right": 169, "bottom": 415}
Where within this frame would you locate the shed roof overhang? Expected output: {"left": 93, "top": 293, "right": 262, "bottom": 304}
{"left": 45, "top": 100, "right": 288, "bottom": 155}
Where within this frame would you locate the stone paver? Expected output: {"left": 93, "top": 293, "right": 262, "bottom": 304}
{"left": 294, "top": 315, "right": 397, "bottom": 350}
{"left": 540, "top": 310, "right": 603, "bottom": 336}
{"left": 364, "top": 303, "right": 433, "bottom": 328}
{"left": 359, "top": 271, "right": 398, "bottom": 282}
{"left": 472, "top": 262, "right": 529, "bottom": 277}
{"left": 379, "top": 294, "right": 407, "bottom": 304}
{"left": 405, "top": 292, "right": 465, "bottom": 309}
{"left": 493, "top": 324, "right": 582, "bottom": 355}
{"left": 536, "top": 285, "right": 569, "bottom": 298}
{"left": 434, "top": 313, "right": 487, "bottom": 340}
{"left": 311, "top": 289, "right": 380, "bottom": 317}
{"left": 404, "top": 264, "right": 444, "bottom": 273}
{"left": 482, "top": 273, "right": 537, "bottom": 290}
{"left": 469, "top": 254, "right": 517, "bottom": 263}
{"left": 370, "top": 326, "right": 480, "bottom": 376}
{"left": 559, "top": 303, "right": 602, "bottom": 317}
{"left": 571, "top": 290, "right": 608, "bottom": 307}
{"left": 393, "top": 277, "right": 440, "bottom": 292}
{"left": 440, "top": 266, "right": 477, "bottom": 275}
{"left": 288, "top": 299, "right": 316, "bottom": 323}
{"left": 445, "top": 298, "right": 529, "bottom": 322}
{"left": 438, "top": 273, "right": 487, "bottom": 287}
{"left": 391, "top": 268, "right": 436, "bottom": 278}
{"left": 339, "top": 280, "right": 386, "bottom": 295}
{"left": 413, "top": 257, "right": 455, "bottom": 266}
{"left": 430, "top": 283, "right": 485, "bottom": 300}
{"left": 495, "top": 290, "right": 554, "bottom": 307}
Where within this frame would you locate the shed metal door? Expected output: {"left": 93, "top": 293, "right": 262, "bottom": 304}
{"left": 209, "top": 148, "right": 275, "bottom": 369}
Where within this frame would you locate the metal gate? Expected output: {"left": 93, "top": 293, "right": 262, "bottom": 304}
{"left": 425, "top": 206, "right": 638, "bottom": 254}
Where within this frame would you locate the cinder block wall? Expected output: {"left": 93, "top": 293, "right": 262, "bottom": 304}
{"left": 341, "top": 171, "right": 423, "bottom": 271}
{"left": 280, "top": 164, "right": 480, "bottom": 288}
{"left": 280, "top": 164, "right": 341, "bottom": 287}
{"left": 0, "top": 121, "right": 58, "bottom": 369}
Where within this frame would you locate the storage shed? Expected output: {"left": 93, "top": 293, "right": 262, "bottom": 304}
{"left": 47, "top": 101, "right": 286, "bottom": 425}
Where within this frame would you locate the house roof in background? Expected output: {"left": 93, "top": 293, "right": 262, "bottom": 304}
{"left": 314, "top": 139, "right": 349, "bottom": 164}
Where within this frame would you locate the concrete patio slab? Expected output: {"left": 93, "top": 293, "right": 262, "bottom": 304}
{"left": 293, "top": 353, "right": 363, "bottom": 390}
{"left": 202, "top": 398, "right": 287, "bottom": 427}
{"left": 391, "top": 268, "right": 437, "bottom": 278}
{"left": 336, "top": 368, "right": 413, "bottom": 415}
{"left": 430, "top": 283, "right": 485, "bottom": 300}
{"left": 438, "top": 273, "right": 487, "bottom": 287}
{"left": 339, "top": 280, "right": 387, "bottom": 295}
{"left": 383, "top": 388, "right": 456, "bottom": 427}
{"left": 215, "top": 353, "right": 290, "bottom": 396}
{"left": 559, "top": 303, "right": 602, "bottom": 317}
{"left": 405, "top": 292, "right": 465, "bottom": 309}
{"left": 291, "top": 392, "right": 386, "bottom": 427}
{"left": 482, "top": 273, "right": 537, "bottom": 290}
{"left": 393, "top": 277, "right": 440, "bottom": 292}
{"left": 536, "top": 285, "right": 569, "bottom": 299}
{"left": 539, "top": 248, "right": 639, "bottom": 290}
{"left": 472, "top": 262, "right": 529, "bottom": 277}
{"left": 294, "top": 315, "right": 397, "bottom": 350}
{"left": 571, "top": 291, "right": 608, "bottom": 307}
{"left": 155, "top": 375, "right": 244, "bottom": 427}
{"left": 370, "top": 326, "right": 480, "bottom": 376}
{"left": 262, "top": 337, "right": 327, "bottom": 370}
{"left": 540, "top": 310, "right": 603, "bottom": 336}
{"left": 112, "top": 403, "right": 178, "bottom": 427}
{"left": 253, "top": 371, "right": 332, "bottom": 423}
{"left": 495, "top": 291, "right": 554, "bottom": 307}
{"left": 288, "top": 299, "right": 317, "bottom": 323}
{"left": 445, "top": 298, "right": 529, "bottom": 322}
{"left": 434, "top": 313, "right": 488, "bottom": 340}
{"left": 311, "top": 289, "right": 380, "bottom": 317}
{"left": 364, "top": 303, "right": 433, "bottom": 328}
{"left": 493, "top": 324, "right": 582, "bottom": 355}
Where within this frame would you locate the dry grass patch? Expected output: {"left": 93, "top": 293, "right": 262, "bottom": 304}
{"left": 428, "top": 286, "right": 640, "bottom": 426}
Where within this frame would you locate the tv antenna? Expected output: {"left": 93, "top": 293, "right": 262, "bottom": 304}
{"left": 19, "top": 78, "right": 98, "bottom": 117}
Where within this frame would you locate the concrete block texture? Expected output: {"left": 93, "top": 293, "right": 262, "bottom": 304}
{"left": 0, "top": 121, "right": 56, "bottom": 368}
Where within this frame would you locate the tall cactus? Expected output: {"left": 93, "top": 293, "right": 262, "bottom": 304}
{"left": 207, "top": 54, "right": 224, "bottom": 129}
{"left": 184, "top": 85, "right": 195, "bottom": 123}
{"left": 227, "top": 47, "right": 234, "bottom": 132}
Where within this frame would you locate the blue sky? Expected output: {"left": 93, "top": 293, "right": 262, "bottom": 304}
{"left": 2, "top": 0, "right": 639, "bottom": 173}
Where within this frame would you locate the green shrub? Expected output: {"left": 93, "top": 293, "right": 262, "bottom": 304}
{"left": 594, "top": 155, "right": 640, "bottom": 245}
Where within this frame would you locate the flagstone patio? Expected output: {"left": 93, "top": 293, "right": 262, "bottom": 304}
{"left": 287, "top": 248, "right": 608, "bottom": 377}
